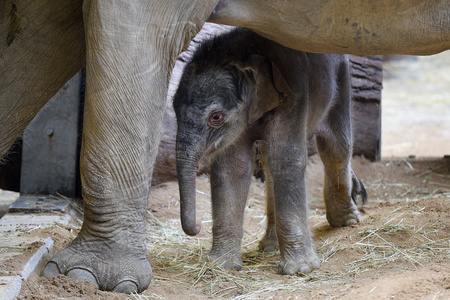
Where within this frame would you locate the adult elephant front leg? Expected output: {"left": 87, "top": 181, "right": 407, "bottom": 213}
{"left": 43, "top": 0, "right": 219, "bottom": 293}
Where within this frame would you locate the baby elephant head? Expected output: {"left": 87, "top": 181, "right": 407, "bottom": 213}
{"left": 173, "top": 53, "right": 290, "bottom": 236}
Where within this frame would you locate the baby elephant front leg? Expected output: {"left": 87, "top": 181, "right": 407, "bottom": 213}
{"left": 270, "top": 160, "right": 321, "bottom": 275}
{"left": 208, "top": 144, "right": 253, "bottom": 270}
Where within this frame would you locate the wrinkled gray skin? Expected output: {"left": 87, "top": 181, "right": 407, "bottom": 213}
{"left": 1, "top": 0, "right": 447, "bottom": 294}
{"left": 173, "top": 28, "right": 367, "bottom": 275}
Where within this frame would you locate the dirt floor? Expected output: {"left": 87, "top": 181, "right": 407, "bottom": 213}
{"left": 16, "top": 155, "right": 450, "bottom": 300}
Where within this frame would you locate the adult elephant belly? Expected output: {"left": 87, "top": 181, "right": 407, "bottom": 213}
{"left": 209, "top": 0, "right": 450, "bottom": 55}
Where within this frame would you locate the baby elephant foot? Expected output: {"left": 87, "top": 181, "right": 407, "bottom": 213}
{"left": 208, "top": 248, "right": 242, "bottom": 270}
{"left": 258, "top": 225, "right": 278, "bottom": 252}
{"left": 278, "top": 251, "right": 321, "bottom": 275}
{"left": 326, "top": 200, "right": 362, "bottom": 227}
{"left": 43, "top": 239, "right": 152, "bottom": 293}
{"left": 325, "top": 171, "right": 366, "bottom": 227}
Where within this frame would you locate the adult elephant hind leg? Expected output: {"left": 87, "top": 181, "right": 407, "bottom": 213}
{"left": 43, "top": 0, "right": 219, "bottom": 293}
{"left": 209, "top": 141, "right": 253, "bottom": 270}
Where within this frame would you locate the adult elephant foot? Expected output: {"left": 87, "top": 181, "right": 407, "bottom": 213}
{"left": 43, "top": 237, "right": 152, "bottom": 293}
{"left": 278, "top": 248, "right": 321, "bottom": 275}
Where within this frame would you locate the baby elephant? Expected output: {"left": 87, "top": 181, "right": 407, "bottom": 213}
{"left": 173, "top": 28, "right": 367, "bottom": 275}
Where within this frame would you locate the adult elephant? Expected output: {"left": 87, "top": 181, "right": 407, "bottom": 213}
{"left": 1, "top": 0, "right": 449, "bottom": 294}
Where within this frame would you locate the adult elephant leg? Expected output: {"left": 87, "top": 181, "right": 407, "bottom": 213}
{"left": 209, "top": 139, "right": 253, "bottom": 270}
{"left": 43, "top": 0, "right": 219, "bottom": 293}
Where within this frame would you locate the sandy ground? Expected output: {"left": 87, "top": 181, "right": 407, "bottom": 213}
{"left": 16, "top": 155, "right": 450, "bottom": 300}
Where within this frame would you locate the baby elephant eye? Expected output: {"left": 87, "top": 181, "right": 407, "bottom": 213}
{"left": 208, "top": 112, "right": 226, "bottom": 128}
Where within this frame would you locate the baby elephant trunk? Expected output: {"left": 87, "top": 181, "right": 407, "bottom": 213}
{"left": 176, "top": 133, "right": 205, "bottom": 236}
{"left": 177, "top": 159, "right": 201, "bottom": 236}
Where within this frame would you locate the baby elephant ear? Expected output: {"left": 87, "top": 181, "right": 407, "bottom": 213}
{"left": 247, "top": 54, "right": 291, "bottom": 124}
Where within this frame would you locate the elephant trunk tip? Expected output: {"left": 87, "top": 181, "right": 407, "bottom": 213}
{"left": 182, "top": 222, "right": 201, "bottom": 236}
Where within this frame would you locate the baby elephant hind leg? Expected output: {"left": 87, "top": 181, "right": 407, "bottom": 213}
{"left": 316, "top": 127, "right": 367, "bottom": 227}
{"left": 316, "top": 112, "right": 367, "bottom": 227}
{"left": 318, "top": 152, "right": 365, "bottom": 227}
{"left": 258, "top": 174, "right": 278, "bottom": 252}
{"left": 315, "top": 59, "right": 367, "bottom": 227}
{"left": 257, "top": 141, "right": 278, "bottom": 252}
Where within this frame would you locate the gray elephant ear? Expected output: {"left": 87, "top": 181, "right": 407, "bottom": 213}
{"left": 247, "top": 54, "right": 291, "bottom": 124}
